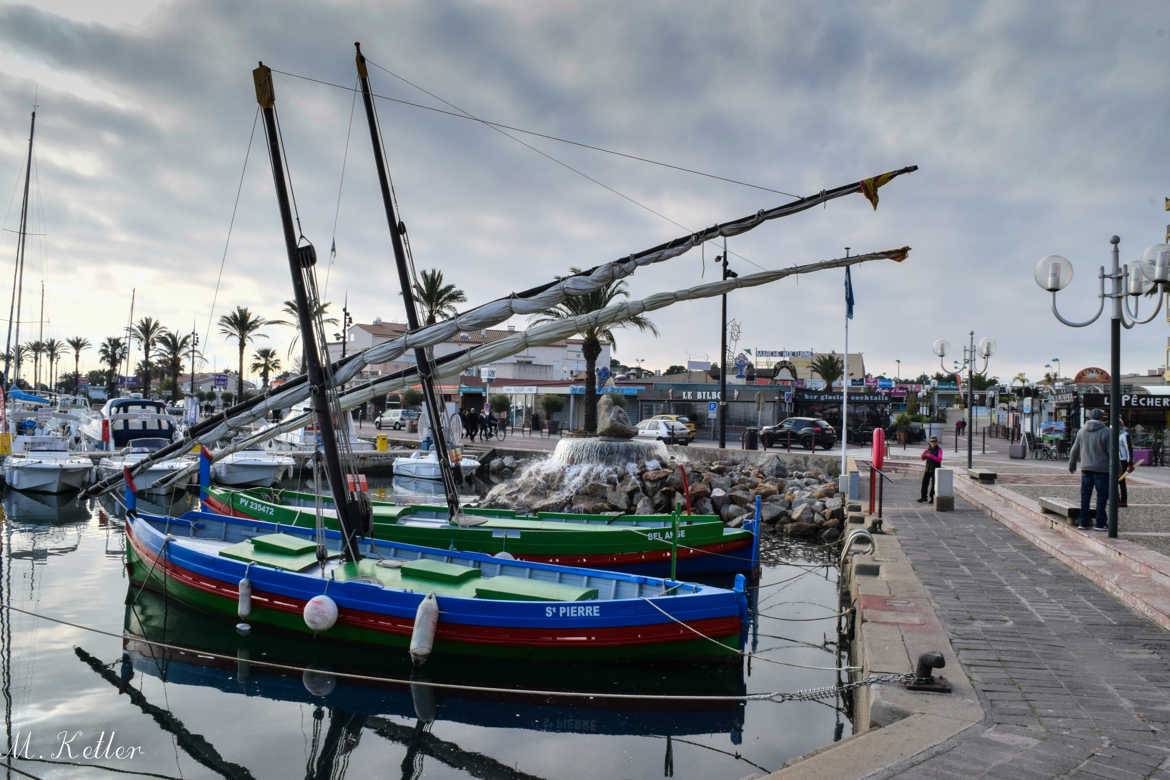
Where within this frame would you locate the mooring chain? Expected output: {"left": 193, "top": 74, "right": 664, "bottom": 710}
{"left": 769, "top": 672, "right": 920, "bottom": 703}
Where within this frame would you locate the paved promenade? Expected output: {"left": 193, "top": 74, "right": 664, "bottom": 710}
{"left": 867, "top": 474, "right": 1170, "bottom": 779}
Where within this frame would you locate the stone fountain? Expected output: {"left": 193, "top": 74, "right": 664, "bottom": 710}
{"left": 482, "top": 394, "right": 675, "bottom": 512}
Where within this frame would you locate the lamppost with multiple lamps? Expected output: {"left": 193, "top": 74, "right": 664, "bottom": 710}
{"left": 716, "top": 243, "right": 737, "bottom": 449}
{"left": 1034, "top": 236, "right": 1170, "bottom": 538}
{"left": 188, "top": 326, "right": 199, "bottom": 397}
{"left": 932, "top": 332, "right": 995, "bottom": 470}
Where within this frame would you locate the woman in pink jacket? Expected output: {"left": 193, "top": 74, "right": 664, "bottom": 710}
{"left": 919, "top": 436, "right": 943, "bottom": 503}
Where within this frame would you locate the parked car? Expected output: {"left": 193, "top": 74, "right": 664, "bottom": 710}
{"left": 760, "top": 417, "right": 836, "bottom": 450}
{"left": 374, "top": 408, "right": 419, "bottom": 430}
{"left": 636, "top": 418, "right": 692, "bottom": 445}
{"left": 650, "top": 414, "right": 696, "bottom": 433}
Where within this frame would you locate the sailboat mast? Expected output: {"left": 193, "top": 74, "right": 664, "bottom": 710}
{"left": 3, "top": 109, "right": 35, "bottom": 391}
{"left": 253, "top": 62, "right": 366, "bottom": 561}
{"left": 353, "top": 42, "right": 461, "bottom": 519}
{"left": 124, "top": 288, "right": 135, "bottom": 392}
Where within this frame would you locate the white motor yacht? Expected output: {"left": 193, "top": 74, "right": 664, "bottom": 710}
{"left": 392, "top": 449, "right": 481, "bottom": 481}
{"left": 2, "top": 441, "right": 93, "bottom": 493}
{"left": 96, "top": 438, "right": 194, "bottom": 494}
{"left": 211, "top": 448, "right": 295, "bottom": 487}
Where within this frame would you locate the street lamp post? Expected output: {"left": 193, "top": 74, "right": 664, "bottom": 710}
{"left": 189, "top": 326, "right": 199, "bottom": 397}
{"left": 1034, "top": 236, "right": 1170, "bottom": 538}
{"left": 895, "top": 359, "right": 901, "bottom": 382}
{"left": 932, "top": 332, "right": 995, "bottom": 470}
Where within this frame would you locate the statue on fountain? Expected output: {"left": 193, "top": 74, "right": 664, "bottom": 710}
{"left": 596, "top": 393, "right": 637, "bottom": 439}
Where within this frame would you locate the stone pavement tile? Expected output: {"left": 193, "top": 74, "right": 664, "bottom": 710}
{"left": 1078, "top": 760, "right": 1149, "bottom": 780}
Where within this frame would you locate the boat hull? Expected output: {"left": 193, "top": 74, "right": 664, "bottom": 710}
{"left": 211, "top": 460, "right": 291, "bottom": 487}
{"left": 2, "top": 459, "right": 92, "bottom": 493}
{"left": 126, "top": 511, "right": 745, "bottom": 662}
{"left": 203, "top": 487, "right": 755, "bottom": 576}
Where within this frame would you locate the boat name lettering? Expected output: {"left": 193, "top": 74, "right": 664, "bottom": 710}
{"left": 241, "top": 499, "right": 275, "bottom": 517}
{"left": 545, "top": 605, "right": 600, "bottom": 617}
{"left": 644, "top": 531, "right": 675, "bottom": 543}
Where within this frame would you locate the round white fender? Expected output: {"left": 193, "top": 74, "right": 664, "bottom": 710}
{"left": 493, "top": 551, "right": 515, "bottom": 560}
{"left": 303, "top": 594, "right": 338, "bottom": 633}
{"left": 409, "top": 592, "right": 438, "bottom": 665}
{"left": 237, "top": 578, "right": 252, "bottom": 619}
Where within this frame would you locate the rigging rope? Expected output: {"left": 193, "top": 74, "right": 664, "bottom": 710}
{"left": 271, "top": 64, "right": 775, "bottom": 272}
{"left": 2, "top": 601, "right": 897, "bottom": 705}
{"left": 324, "top": 78, "right": 359, "bottom": 300}
{"left": 204, "top": 108, "right": 260, "bottom": 355}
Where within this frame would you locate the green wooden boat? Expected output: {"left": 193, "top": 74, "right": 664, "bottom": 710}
{"left": 202, "top": 484, "right": 757, "bottom": 576}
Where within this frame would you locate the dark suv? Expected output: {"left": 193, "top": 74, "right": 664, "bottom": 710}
{"left": 761, "top": 417, "right": 837, "bottom": 450}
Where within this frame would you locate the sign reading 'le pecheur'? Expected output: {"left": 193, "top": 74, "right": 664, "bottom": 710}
{"left": 1084, "top": 394, "right": 1170, "bottom": 409}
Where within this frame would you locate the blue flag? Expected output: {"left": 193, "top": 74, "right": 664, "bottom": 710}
{"left": 845, "top": 266, "right": 855, "bottom": 320}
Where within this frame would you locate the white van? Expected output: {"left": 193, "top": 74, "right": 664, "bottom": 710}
{"left": 374, "top": 408, "right": 419, "bottom": 430}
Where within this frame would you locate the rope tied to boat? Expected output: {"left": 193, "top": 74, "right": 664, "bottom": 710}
{"left": 638, "top": 598, "right": 861, "bottom": 673}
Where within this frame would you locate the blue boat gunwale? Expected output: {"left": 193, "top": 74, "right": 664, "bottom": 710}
{"left": 130, "top": 510, "right": 748, "bottom": 634}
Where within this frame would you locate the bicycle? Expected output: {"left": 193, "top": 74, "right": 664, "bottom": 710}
{"left": 494, "top": 420, "right": 507, "bottom": 441}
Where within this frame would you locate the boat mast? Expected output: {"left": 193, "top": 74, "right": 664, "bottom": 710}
{"left": 3, "top": 109, "right": 35, "bottom": 392}
{"left": 353, "top": 43, "right": 461, "bottom": 519}
{"left": 253, "top": 62, "right": 368, "bottom": 561}
{"left": 124, "top": 288, "right": 135, "bottom": 393}
{"left": 353, "top": 41, "right": 463, "bottom": 519}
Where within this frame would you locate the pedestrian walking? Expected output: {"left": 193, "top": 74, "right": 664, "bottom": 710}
{"left": 1068, "top": 408, "right": 1111, "bottom": 531}
{"left": 1118, "top": 423, "right": 1132, "bottom": 508}
{"left": 918, "top": 435, "right": 943, "bottom": 503}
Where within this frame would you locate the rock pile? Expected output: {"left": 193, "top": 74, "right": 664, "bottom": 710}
{"left": 481, "top": 452, "right": 843, "bottom": 543}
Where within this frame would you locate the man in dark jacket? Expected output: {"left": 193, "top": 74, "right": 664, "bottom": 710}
{"left": 918, "top": 436, "right": 943, "bottom": 503}
{"left": 1068, "top": 409, "right": 1111, "bottom": 531}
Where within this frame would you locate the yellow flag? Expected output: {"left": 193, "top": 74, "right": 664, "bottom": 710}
{"left": 860, "top": 172, "right": 896, "bottom": 210}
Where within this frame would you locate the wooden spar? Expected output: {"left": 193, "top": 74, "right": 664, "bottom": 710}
{"left": 2, "top": 109, "right": 35, "bottom": 391}
{"left": 146, "top": 246, "right": 912, "bottom": 479}
{"left": 354, "top": 42, "right": 461, "bottom": 520}
{"left": 252, "top": 62, "right": 367, "bottom": 562}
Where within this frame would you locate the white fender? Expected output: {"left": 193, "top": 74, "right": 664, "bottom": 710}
{"left": 303, "top": 594, "right": 338, "bottom": 633}
{"left": 237, "top": 578, "right": 252, "bottom": 619}
{"left": 409, "top": 593, "right": 439, "bottom": 665}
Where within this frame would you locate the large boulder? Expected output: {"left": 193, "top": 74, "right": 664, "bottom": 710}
{"left": 710, "top": 487, "right": 730, "bottom": 511}
{"left": 759, "top": 501, "right": 786, "bottom": 524}
{"left": 634, "top": 496, "right": 655, "bottom": 515}
{"left": 754, "top": 483, "right": 779, "bottom": 500}
{"left": 728, "top": 490, "right": 753, "bottom": 508}
{"left": 785, "top": 521, "right": 820, "bottom": 539}
{"left": 596, "top": 394, "right": 637, "bottom": 438}
{"left": 789, "top": 502, "right": 815, "bottom": 524}
{"left": 689, "top": 481, "right": 712, "bottom": 501}
{"left": 813, "top": 482, "right": 839, "bottom": 499}
{"left": 721, "top": 504, "right": 747, "bottom": 525}
{"left": 693, "top": 497, "right": 715, "bottom": 515}
{"left": 606, "top": 485, "right": 630, "bottom": 512}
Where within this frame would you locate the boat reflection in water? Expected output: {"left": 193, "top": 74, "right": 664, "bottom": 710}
{"left": 2, "top": 490, "right": 92, "bottom": 525}
{"left": 118, "top": 588, "right": 745, "bottom": 775}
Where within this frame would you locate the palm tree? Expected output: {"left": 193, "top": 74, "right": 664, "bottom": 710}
{"left": 530, "top": 270, "right": 658, "bottom": 433}
{"left": 1011, "top": 372, "right": 1028, "bottom": 386}
{"left": 98, "top": 337, "right": 126, "bottom": 397}
{"left": 810, "top": 353, "right": 844, "bottom": 388}
{"left": 132, "top": 316, "right": 166, "bottom": 397}
{"left": 218, "top": 306, "right": 270, "bottom": 399}
{"left": 250, "top": 347, "right": 281, "bottom": 390}
{"left": 155, "top": 330, "right": 192, "bottom": 400}
{"left": 272, "top": 300, "right": 338, "bottom": 360}
{"left": 43, "top": 338, "right": 64, "bottom": 392}
{"left": 27, "top": 340, "right": 44, "bottom": 390}
{"left": 67, "top": 337, "right": 91, "bottom": 394}
{"left": 11, "top": 344, "right": 26, "bottom": 386}
{"left": 412, "top": 269, "right": 467, "bottom": 326}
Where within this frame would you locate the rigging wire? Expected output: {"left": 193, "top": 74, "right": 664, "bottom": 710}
{"left": 268, "top": 65, "right": 775, "bottom": 273}
{"left": 204, "top": 108, "right": 260, "bottom": 355}
{"left": 272, "top": 66, "right": 798, "bottom": 199}
{"left": 324, "top": 78, "right": 359, "bottom": 301}
{"left": 273, "top": 106, "right": 306, "bottom": 241}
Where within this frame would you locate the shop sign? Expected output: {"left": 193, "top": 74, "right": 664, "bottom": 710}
{"left": 1054, "top": 392, "right": 1076, "bottom": 404}
{"left": 499, "top": 386, "right": 539, "bottom": 395}
{"left": 934, "top": 382, "right": 958, "bottom": 392}
{"left": 679, "top": 389, "right": 722, "bottom": 401}
{"left": 1085, "top": 393, "right": 1170, "bottom": 409}
{"left": 756, "top": 349, "right": 813, "bottom": 359}
{"left": 569, "top": 385, "right": 641, "bottom": 396}
{"left": 797, "top": 391, "right": 888, "bottom": 403}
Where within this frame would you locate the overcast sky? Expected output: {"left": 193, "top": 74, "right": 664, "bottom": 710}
{"left": 1, "top": 0, "right": 1168, "bottom": 388}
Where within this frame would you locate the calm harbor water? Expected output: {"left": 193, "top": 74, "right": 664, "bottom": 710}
{"left": 0, "top": 480, "right": 851, "bottom": 779}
